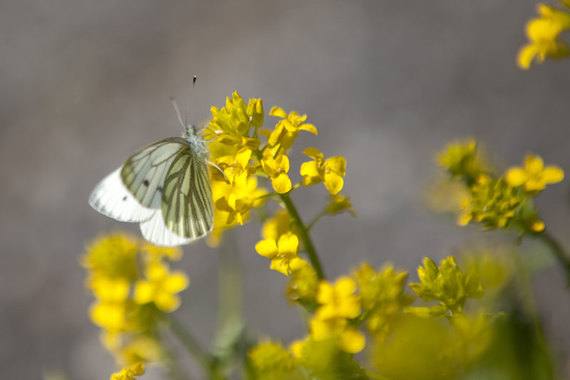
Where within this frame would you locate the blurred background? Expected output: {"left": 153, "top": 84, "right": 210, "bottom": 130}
{"left": 1, "top": 0, "right": 569, "bottom": 378}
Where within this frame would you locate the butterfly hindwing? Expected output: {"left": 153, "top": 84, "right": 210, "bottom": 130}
{"left": 161, "top": 148, "right": 214, "bottom": 240}
{"left": 139, "top": 209, "right": 194, "bottom": 247}
{"left": 121, "top": 137, "right": 189, "bottom": 208}
{"left": 89, "top": 167, "right": 155, "bottom": 222}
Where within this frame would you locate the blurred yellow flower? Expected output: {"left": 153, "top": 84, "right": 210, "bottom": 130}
{"left": 300, "top": 147, "right": 347, "bottom": 195}
{"left": 505, "top": 154, "right": 564, "bottom": 192}
{"left": 248, "top": 340, "right": 300, "bottom": 379}
{"left": 437, "top": 139, "right": 487, "bottom": 184}
{"left": 518, "top": 4, "right": 570, "bottom": 69}
{"left": 134, "top": 262, "right": 189, "bottom": 312}
{"left": 310, "top": 277, "right": 365, "bottom": 353}
{"left": 325, "top": 194, "right": 356, "bottom": 216}
{"left": 110, "top": 362, "right": 145, "bottom": 380}
{"left": 287, "top": 259, "right": 319, "bottom": 304}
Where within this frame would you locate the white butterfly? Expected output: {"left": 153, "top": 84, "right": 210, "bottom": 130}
{"left": 89, "top": 110, "right": 214, "bottom": 247}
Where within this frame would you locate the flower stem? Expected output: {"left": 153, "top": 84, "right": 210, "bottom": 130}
{"left": 535, "top": 231, "right": 570, "bottom": 287}
{"left": 166, "top": 315, "right": 214, "bottom": 376}
{"left": 280, "top": 193, "right": 325, "bottom": 280}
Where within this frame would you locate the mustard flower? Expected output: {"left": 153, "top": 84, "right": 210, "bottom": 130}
{"left": 310, "top": 277, "right": 365, "bottom": 353}
{"left": 325, "top": 194, "right": 356, "bottom": 216}
{"left": 248, "top": 340, "right": 301, "bottom": 379}
{"left": 214, "top": 147, "right": 253, "bottom": 187}
{"left": 518, "top": 4, "right": 570, "bottom": 69}
{"left": 409, "top": 257, "right": 483, "bottom": 315}
{"left": 437, "top": 139, "right": 487, "bottom": 184}
{"left": 261, "top": 148, "right": 292, "bottom": 194}
{"left": 300, "top": 147, "right": 347, "bottom": 195}
{"left": 255, "top": 232, "right": 304, "bottom": 275}
{"left": 110, "top": 362, "right": 145, "bottom": 380}
{"left": 505, "top": 154, "right": 564, "bottom": 192}
{"left": 205, "top": 91, "right": 263, "bottom": 152}
{"left": 82, "top": 233, "right": 139, "bottom": 282}
{"left": 265, "top": 106, "right": 318, "bottom": 150}
{"left": 134, "top": 262, "right": 189, "bottom": 312}
{"left": 353, "top": 263, "right": 413, "bottom": 339}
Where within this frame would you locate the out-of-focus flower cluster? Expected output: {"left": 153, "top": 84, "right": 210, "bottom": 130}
{"left": 519, "top": 0, "right": 570, "bottom": 69}
{"left": 82, "top": 233, "right": 188, "bottom": 377}
{"left": 437, "top": 139, "right": 563, "bottom": 233}
{"left": 248, "top": 251, "right": 516, "bottom": 379}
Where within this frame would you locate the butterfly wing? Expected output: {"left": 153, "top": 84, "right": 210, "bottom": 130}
{"left": 161, "top": 148, "right": 214, "bottom": 240}
{"left": 89, "top": 167, "right": 155, "bottom": 222}
{"left": 139, "top": 210, "right": 194, "bottom": 247}
{"left": 120, "top": 137, "right": 189, "bottom": 208}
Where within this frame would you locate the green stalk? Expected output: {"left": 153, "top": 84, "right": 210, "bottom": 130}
{"left": 166, "top": 315, "right": 213, "bottom": 376}
{"left": 280, "top": 193, "right": 325, "bottom": 280}
{"left": 535, "top": 231, "right": 570, "bottom": 287}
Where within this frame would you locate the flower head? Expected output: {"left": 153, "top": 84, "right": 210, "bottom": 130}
{"left": 134, "top": 262, "right": 189, "bottom": 312}
{"left": 505, "top": 154, "right": 564, "bottom": 192}
{"left": 265, "top": 106, "right": 318, "bottom": 150}
{"left": 300, "top": 147, "right": 347, "bottom": 195}
{"left": 518, "top": 3, "right": 570, "bottom": 69}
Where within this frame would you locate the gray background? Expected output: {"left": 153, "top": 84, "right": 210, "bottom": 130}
{"left": 1, "top": 0, "right": 569, "bottom": 378}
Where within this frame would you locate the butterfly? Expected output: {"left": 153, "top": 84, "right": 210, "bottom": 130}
{"left": 89, "top": 104, "right": 214, "bottom": 247}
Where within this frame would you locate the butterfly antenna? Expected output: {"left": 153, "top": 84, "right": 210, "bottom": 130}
{"left": 183, "top": 75, "right": 198, "bottom": 128}
{"left": 170, "top": 96, "right": 186, "bottom": 130}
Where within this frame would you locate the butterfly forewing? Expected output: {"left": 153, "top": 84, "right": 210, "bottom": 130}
{"left": 121, "top": 137, "right": 188, "bottom": 208}
{"left": 162, "top": 148, "right": 214, "bottom": 239}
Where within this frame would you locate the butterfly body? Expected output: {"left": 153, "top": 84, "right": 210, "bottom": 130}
{"left": 89, "top": 126, "right": 213, "bottom": 247}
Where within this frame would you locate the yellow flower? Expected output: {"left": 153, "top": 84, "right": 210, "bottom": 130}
{"left": 82, "top": 233, "right": 139, "bottom": 282}
{"left": 248, "top": 340, "right": 300, "bottom": 378}
{"left": 309, "top": 277, "right": 365, "bottom": 353}
{"left": 255, "top": 232, "right": 303, "bottom": 275}
{"left": 300, "top": 147, "right": 347, "bottom": 195}
{"left": 505, "top": 154, "right": 564, "bottom": 192}
{"left": 265, "top": 106, "right": 318, "bottom": 150}
{"left": 205, "top": 91, "right": 263, "bottom": 152}
{"left": 110, "top": 362, "right": 145, "bottom": 380}
{"left": 316, "top": 278, "right": 361, "bottom": 320}
{"left": 325, "top": 194, "right": 356, "bottom": 216}
{"left": 518, "top": 4, "right": 570, "bottom": 69}
{"left": 134, "top": 262, "right": 189, "bottom": 312}
{"left": 261, "top": 148, "right": 292, "bottom": 194}
{"left": 215, "top": 147, "right": 253, "bottom": 187}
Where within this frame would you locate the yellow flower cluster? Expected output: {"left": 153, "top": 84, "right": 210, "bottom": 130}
{"left": 205, "top": 91, "right": 348, "bottom": 247}
{"left": 518, "top": 1, "right": 570, "bottom": 69}
{"left": 82, "top": 233, "right": 188, "bottom": 369}
{"left": 438, "top": 141, "right": 564, "bottom": 234}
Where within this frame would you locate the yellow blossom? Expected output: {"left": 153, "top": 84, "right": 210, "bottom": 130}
{"left": 110, "top": 362, "right": 145, "bottom": 380}
{"left": 261, "top": 148, "right": 292, "bottom": 194}
{"left": 255, "top": 232, "right": 303, "bottom": 275}
{"left": 82, "top": 233, "right": 139, "bottom": 281}
{"left": 215, "top": 147, "right": 253, "bottom": 187}
{"left": 134, "top": 262, "right": 189, "bottom": 312}
{"left": 265, "top": 106, "right": 318, "bottom": 150}
{"left": 325, "top": 194, "right": 356, "bottom": 216}
{"left": 309, "top": 277, "right": 365, "bottom": 353}
{"left": 505, "top": 154, "right": 564, "bottom": 192}
{"left": 248, "top": 340, "right": 300, "bottom": 378}
{"left": 287, "top": 259, "right": 319, "bottom": 304}
{"left": 518, "top": 4, "right": 570, "bottom": 69}
{"left": 300, "top": 147, "right": 347, "bottom": 195}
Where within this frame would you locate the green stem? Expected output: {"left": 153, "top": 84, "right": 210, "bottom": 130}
{"left": 306, "top": 210, "right": 327, "bottom": 231}
{"left": 166, "top": 315, "right": 213, "bottom": 376}
{"left": 280, "top": 193, "right": 325, "bottom": 280}
{"left": 535, "top": 231, "right": 570, "bottom": 286}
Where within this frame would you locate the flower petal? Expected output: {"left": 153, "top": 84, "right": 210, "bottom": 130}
{"left": 505, "top": 168, "right": 529, "bottom": 187}
{"left": 543, "top": 166, "right": 564, "bottom": 183}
